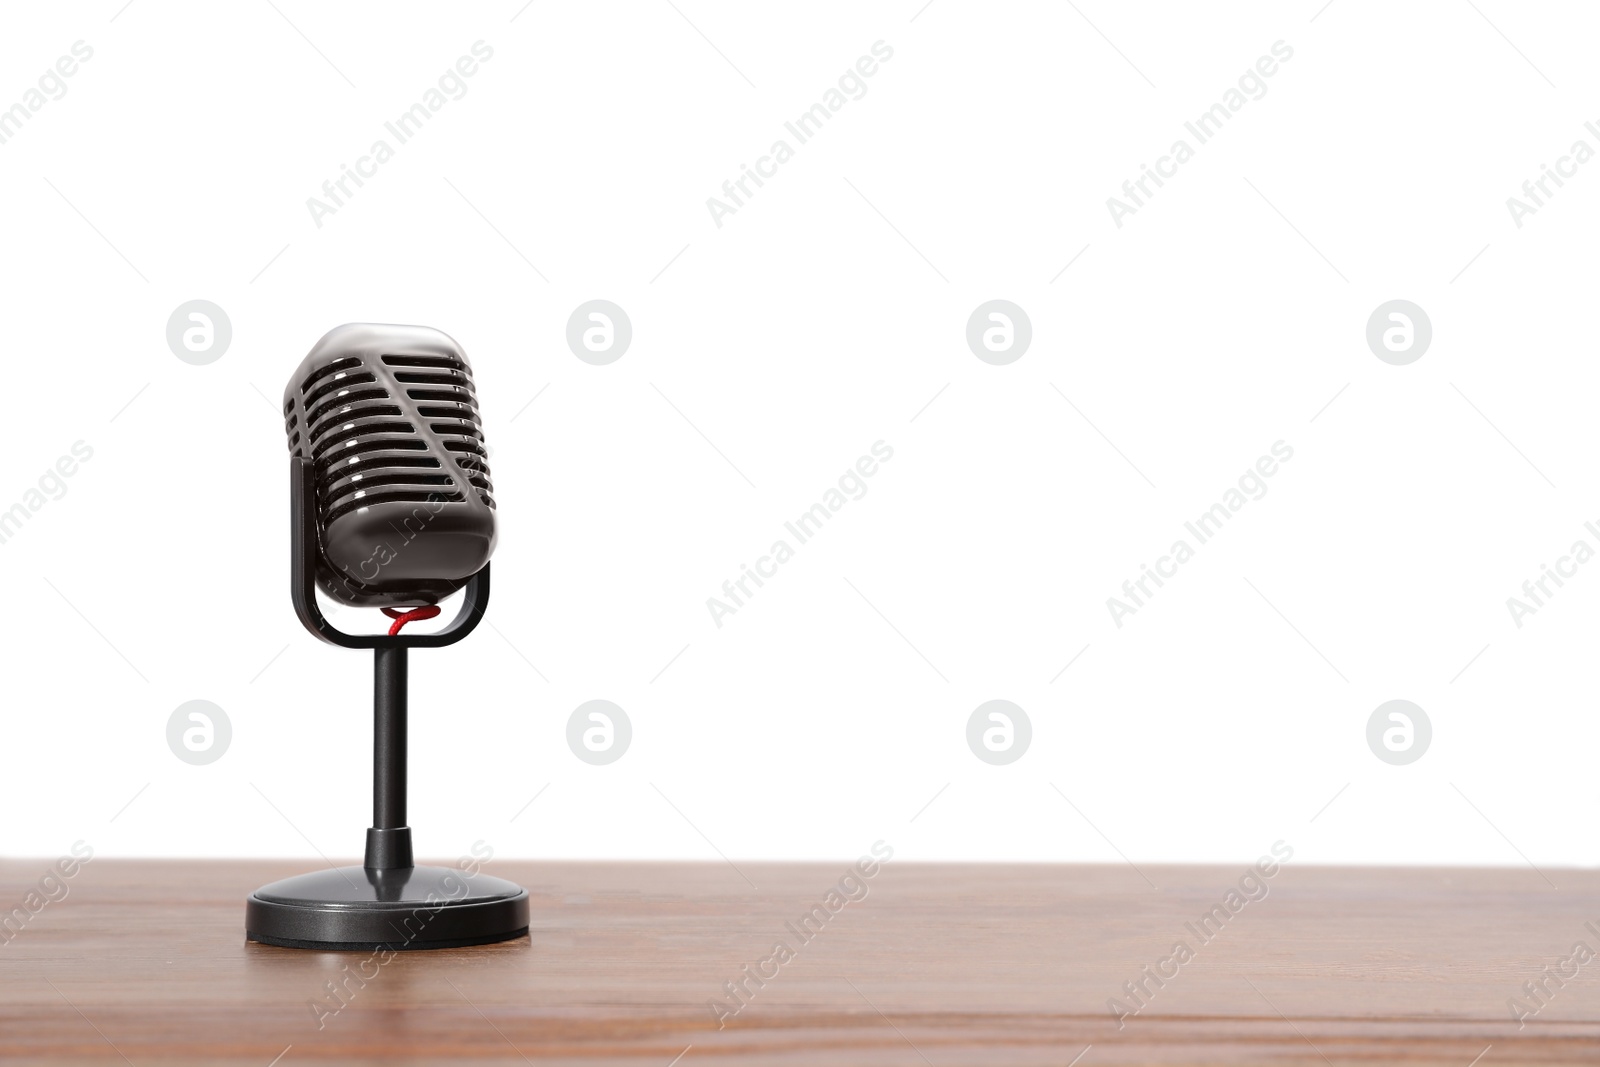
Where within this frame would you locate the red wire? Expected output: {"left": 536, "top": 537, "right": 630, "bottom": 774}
{"left": 382, "top": 605, "right": 442, "bottom": 635}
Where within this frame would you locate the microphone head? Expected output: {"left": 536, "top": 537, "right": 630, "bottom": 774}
{"left": 283, "top": 323, "right": 497, "bottom": 609}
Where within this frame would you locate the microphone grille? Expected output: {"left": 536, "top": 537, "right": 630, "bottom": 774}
{"left": 284, "top": 324, "right": 497, "bottom": 607}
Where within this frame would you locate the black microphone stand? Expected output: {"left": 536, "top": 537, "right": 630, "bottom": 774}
{"left": 245, "top": 458, "right": 529, "bottom": 950}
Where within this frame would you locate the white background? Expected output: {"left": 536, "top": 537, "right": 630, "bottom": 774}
{"left": 1, "top": 0, "right": 1596, "bottom": 872}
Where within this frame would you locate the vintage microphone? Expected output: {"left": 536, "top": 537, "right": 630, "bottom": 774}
{"left": 246, "top": 323, "right": 529, "bottom": 950}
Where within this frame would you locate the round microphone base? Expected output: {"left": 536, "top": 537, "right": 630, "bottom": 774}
{"left": 246, "top": 865, "right": 529, "bottom": 951}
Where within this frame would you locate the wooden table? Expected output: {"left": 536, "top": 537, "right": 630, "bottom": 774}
{"left": 1, "top": 859, "right": 1597, "bottom": 1064}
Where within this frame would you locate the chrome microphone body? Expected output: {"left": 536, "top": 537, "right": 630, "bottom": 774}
{"left": 281, "top": 323, "right": 497, "bottom": 609}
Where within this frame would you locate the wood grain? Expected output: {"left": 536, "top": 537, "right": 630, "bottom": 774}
{"left": 0, "top": 859, "right": 1596, "bottom": 1064}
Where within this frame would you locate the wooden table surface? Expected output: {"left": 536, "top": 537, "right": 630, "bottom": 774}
{"left": 1, "top": 859, "right": 1597, "bottom": 1065}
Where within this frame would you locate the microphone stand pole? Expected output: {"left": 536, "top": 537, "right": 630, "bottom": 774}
{"left": 368, "top": 646, "right": 413, "bottom": 871}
